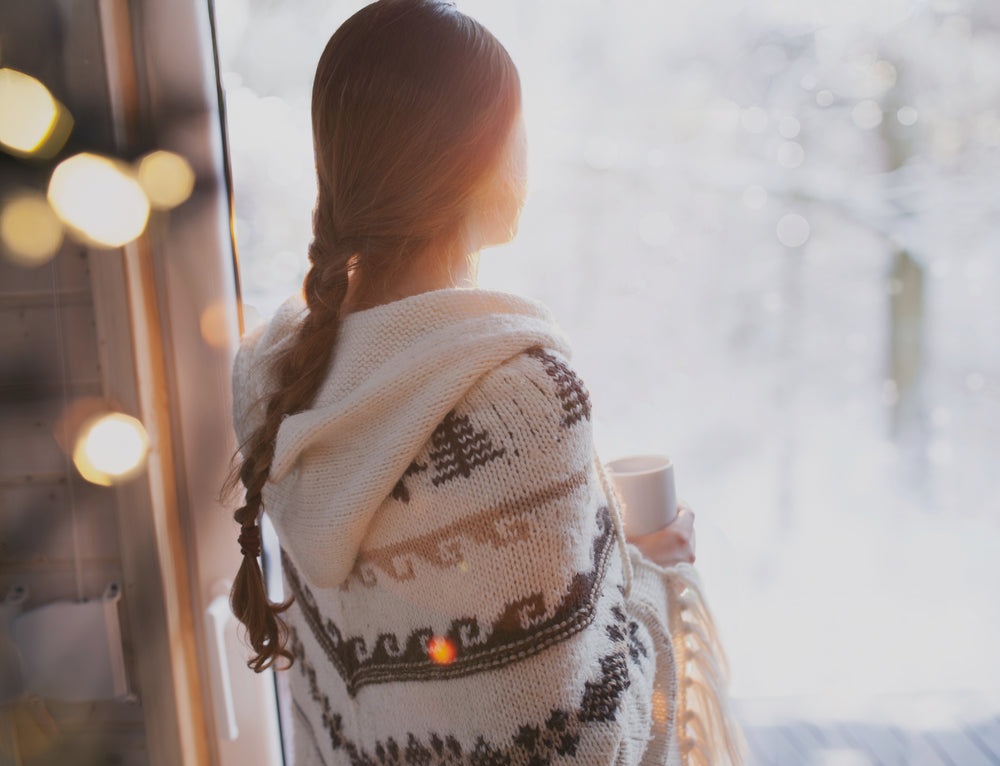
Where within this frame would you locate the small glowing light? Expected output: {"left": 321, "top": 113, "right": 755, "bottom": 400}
{"left": 0, "top": 193, "right": 64, "bottom": 267}
{"left": 136, "top": 150, "right": 196, "bottom": 210}
{"left": 776, "top": 213, "right": 810, "bottom": 248}
{"left": 852, "top": 100, "right": 883, "bottom": 130}
{"left": 242, "top": 303, "right": 264, "bottom": 333}
{"left": 646, "top": 148, "right": 667, "bottom": 167}
{"left": 965, "top": 372, "right": 986, "bottom": 392}
{"left": 897, "top": 106, "right": 919, "bottom": 126}
{"left": 0, "top": 68, "right": 73, "bottom": 157}
{"left": 931, "top": 407, "right": 952, "bottom": 428}
{"left": 941, "top": 14, "right": 972, "bottom": 38}
{"left": 815, "top": 748, "right": 875, "bottom": 766}
{"left": 740, "top": 106, "right": 768, "bottom": 134}
{"left": 638, "top": 211, "right": 674, "bottom": 247}
{"left": 881, "top": 379, "right": 899, "bottom": 406}
{"left": 926, "top": 439, "right": 953, "bottom": 466}
{"left": 584, "top": 136, "right": 618, "bottom": 171}
{"left": 871, "top": 60, "right": 897, "bottom": 91}
{"left": 762, "top": 291, "right": 784, "bottom": 313}
{"left": 816, "top": 90, "right": 835, "bottom": 108}
{"left": 976, "top": 113, "right": 1000, "bottom": 147}
{"left": 72, "top": 412, "right": 149, "bottom": 486}
{"left": 48, "top": 153, "right": 150, "bottom": 247}
{"left": 200, "top": 302, "right": 234, "bottom": 349}
{"left": 742, "top": 185, "right": 767, "bottom": 210}
{"left": 427, "top": 635, "right": 456, "bottom": 665}
{"left": 931, "top": 259, "right": 951, "bottom": 279}
{"left": 777, "top": 141, "right": 805, "bottom": 169}
{"left": 778, "top": 116, "right": 801, "bottom": 139}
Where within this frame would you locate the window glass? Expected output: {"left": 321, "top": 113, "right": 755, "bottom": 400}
{"left": 215, "top": 0, "right": 1000, "bottom": 707}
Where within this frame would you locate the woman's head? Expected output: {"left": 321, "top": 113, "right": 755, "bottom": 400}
{"left": 230, "top": 0, "right": 522, "bottom": 672}
{"left": 310, "top": 0, "right": 523, "bottom": 289}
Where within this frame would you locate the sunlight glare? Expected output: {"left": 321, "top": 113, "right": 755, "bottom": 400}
{"left": 48, "top": 153, "right": 150, "bottom": 247}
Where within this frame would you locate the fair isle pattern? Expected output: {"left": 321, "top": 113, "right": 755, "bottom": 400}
{"left": 286, "top": 597, "right": 652, "bottom": 766}
{"left": 353, "top": 471, "right": 590, "bottom": 586}
{"left": 232, "top": 289, "right": 717, "bottom": 766}
{"left": 281, "top": 504, "right": 617, "bottom": 697}
{"left": 428, "top": 410, "right": 507, "bottom": 486}
{"left": 390, "top": 461, "right": 428, "bottom": 503}
{"left": 524, "top": 347, "right": 593, "bottom": 428}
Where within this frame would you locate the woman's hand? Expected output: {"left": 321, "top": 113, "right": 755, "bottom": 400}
{"left": 626, "top": 502, "right": 696, "bottom": 568}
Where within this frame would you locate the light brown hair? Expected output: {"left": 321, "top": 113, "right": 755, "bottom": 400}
{"left": 230, "top": 0, "right": 522, "bottom": 671}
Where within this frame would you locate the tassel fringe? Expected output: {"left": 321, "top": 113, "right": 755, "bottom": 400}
{"left": 665, "top": 564, "right": 747, "bottom": 766}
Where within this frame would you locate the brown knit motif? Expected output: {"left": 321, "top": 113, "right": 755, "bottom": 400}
{"left": 525, "top": 347, "right": 592, "bottom": 428}
{"left": 354, "top": 471, "right": 589, "bottom": 585}
{"left": 281, "top": 505, "right": 617, "bottom": 697}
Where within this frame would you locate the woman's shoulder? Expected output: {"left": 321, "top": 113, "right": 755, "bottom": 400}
{"left": 467, "top": 345, "right": 593, "bottom": 431}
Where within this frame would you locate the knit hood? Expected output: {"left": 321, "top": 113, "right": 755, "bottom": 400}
{"left": 231, "top": 287, "right": 573, "bottom": 589}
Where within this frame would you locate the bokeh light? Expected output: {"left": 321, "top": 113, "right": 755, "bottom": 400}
{"left": 897, "top": 106, "right": 919, "bottom": 126}
{"left": 0, "top": 193, "right": 64, "bottom": 267}
{"left": 852, "top": 100, "right": 884, "bottom": 130}
{"left": 0, "top": 68, "right": 73, "bottom": 158}
{"left": 426, "top": 635, "right": 456, "bottom": 665}
{"left": 742, "top": 186, "right": 768, "bottom": 210}
{"left": 777, "top": 141, "right": 805, "bottom": 169}
{"left": 777, "top": 213, "right": 811, "bottom": 247}
{"left": 136, "top": 150, "right": 196, "bottom": 210}
{"left": 200, "top": 302, "right": 234, "bottom": 349}
{"left": 47, "top": 153, "right": 150, "bottom": 247}
{"left": 72, "top": 412, "right": 149, "bottom": 486}
{"left": 242, "top": 303, "right": 264, "bottom": 333}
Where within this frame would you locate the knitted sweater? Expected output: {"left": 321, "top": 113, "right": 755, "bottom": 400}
{"left": 232, "top": 288, "right": 742, "bottom": 766}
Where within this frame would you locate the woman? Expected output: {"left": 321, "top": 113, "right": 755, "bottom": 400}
{"left": 230, "top": 1, "right": 743, "bottom": 764}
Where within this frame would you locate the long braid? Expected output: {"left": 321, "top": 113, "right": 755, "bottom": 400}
{"left": 229, "top": 0, "right": 522, "bottom": 673}
{"left": 230, "top": 203, "right": 351, "bottom": 672}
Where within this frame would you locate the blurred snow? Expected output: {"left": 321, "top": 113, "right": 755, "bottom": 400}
{"left": 216, "top": 0, "right": 1000, "bottom": 703}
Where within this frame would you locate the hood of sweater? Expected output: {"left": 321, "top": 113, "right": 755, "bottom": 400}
{"left": 231, "top": 287, "right": 573, "bottom": 589}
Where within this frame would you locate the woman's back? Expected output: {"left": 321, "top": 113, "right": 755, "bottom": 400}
{"left": 233, "top": 287, "right": 681, "bottom": 764}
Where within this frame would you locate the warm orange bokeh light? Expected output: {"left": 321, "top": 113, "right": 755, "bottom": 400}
{"left": 427, "top": 636, "right": 456, "bottom": 665}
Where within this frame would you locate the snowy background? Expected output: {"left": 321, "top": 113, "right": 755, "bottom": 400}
{"left": 215, "top": 0, "right": 1000, "bottom": 714}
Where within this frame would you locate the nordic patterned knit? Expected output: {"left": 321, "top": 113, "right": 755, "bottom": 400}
{"left": 232, "top": 288, "right": 744, "bottom": 766}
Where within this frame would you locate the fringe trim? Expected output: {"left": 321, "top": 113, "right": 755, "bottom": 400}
{"left": 664, "top": 564, "right": 747, "bottom": 766}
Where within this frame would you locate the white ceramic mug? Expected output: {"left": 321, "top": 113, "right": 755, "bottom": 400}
{"left": 606, "top": 454, "right": 677, "bottom": 538}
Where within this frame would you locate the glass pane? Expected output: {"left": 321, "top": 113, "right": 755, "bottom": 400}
{"left": 214, "top": 0, "right": 1000, "bottom": 742}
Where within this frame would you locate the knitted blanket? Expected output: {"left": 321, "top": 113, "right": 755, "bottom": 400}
{"left": 232, "top": 288, "right": 743, "bottom": 766}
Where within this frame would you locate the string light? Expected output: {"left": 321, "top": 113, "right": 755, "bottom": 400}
{"left": 0, "top": 68, "right": 73, "bottom": 158}
{"left": 72, "top": 412, "right": 149, "bottom": 486}
{"left": 0, "top": 193, "right": 64, "bottom": 267}
{"left": 47, "top": 153, "right": 150, "bottom": 247}
{"left": 136, "top": 150, "right": 196, "bottom": 209}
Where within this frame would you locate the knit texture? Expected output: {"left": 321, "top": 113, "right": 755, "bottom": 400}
{"left": 232, "top": 287, "right": 744, "bottom": 766}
